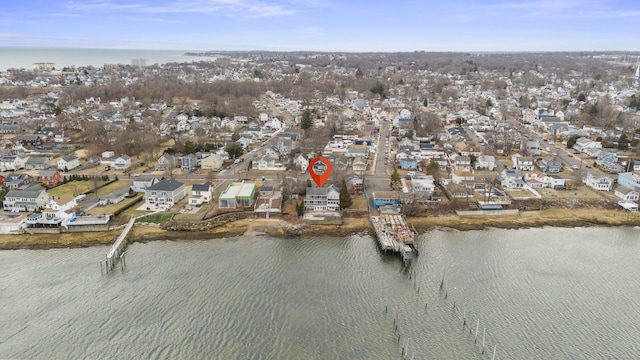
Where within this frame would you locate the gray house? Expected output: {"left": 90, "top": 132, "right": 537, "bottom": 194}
{"left": 24, "top": 156, "right": 51, "bottom": 170}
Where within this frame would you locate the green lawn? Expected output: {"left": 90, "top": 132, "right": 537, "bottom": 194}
{"left": 48, "top": 181, "right": 95, "bottom": 197}
{"left": 136, "top": 213, "right": 173, "bottom": 224}
{"left": 48, "top": 180, "right": 132, "bottom": 198}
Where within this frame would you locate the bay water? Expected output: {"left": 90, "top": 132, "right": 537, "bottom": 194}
{"left": 1, "top": 227, "right": 639, "bottom": 359}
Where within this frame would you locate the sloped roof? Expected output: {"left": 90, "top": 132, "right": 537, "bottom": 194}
{"left": 146, "top": 179, "right": 184, "bottom": 191}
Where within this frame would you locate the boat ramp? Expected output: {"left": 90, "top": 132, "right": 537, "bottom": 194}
{"left": 370, "top": 215, "right": 416, "bottom": 265}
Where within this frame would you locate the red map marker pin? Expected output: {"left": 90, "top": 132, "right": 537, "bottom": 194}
{"left": 308, "top": 157, "right": 332, "bottom": 187}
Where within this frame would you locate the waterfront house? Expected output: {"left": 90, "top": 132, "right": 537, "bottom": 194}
{"left": 372, "top": 191, "right": 400, "bottom": 208}
{"left": 219, "top": 180, "right": 257, "bottom": 209}
{"left": 57, "top": 154, "right": 80, "bottom": 171}
{"left": 583, "top": 173, "right": 613, "bottom": 191}
{"left": 189, "top": 182, "right": 213, "bottom": 207}
{"left": 144, "top": 179, "right": 185, "bottom": 210}
{"left": 3, "top": 187, "right": 49, "bottom": 212}
{"left": 499, "top": 169, "right": 525, "bottom": 189}
{"left": 304, "top": 185, "right": 340, "bottom": 211}
{"left": 617, "top": 172, "right": 640, "bottom": 191}
{"left": 614, "top": 185, "right": 639, "bottom": 202}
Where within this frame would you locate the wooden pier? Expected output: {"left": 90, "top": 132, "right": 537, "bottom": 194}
{"left": 370, "top": 215, "right": 416, "bottom": 265}
{"left": 102, "top": 216, "right": 135, "bottom": 274}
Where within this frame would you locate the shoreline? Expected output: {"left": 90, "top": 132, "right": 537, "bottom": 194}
{"left": 0, "top": 209, "right": 639, "bottom": 251}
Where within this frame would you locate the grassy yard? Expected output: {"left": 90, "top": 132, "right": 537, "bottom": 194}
{"left": 48, "top": 181, "right": 96, "bottom": 197}
{"left": 85, "top": 194, "right": 143, "bottom": 216}
{"left": 48, "top": 180, "right": 132, "bottom": 198}
{"left": 135, "top": 213, "right": 173, "bottom": 224}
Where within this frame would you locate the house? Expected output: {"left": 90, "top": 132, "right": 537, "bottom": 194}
{"left": 410, "top": 175, "right": 436, "bottom": 200}
{"left": 345, "top": 173, "right": 363, "bottom": 194}
{"left": 113, "top": 155, "right": 132, "bottom": 170}
{"left": 3, "top": 187, "right": 49, "bottom": 212}
{"left": 99, "top": 191, "right": 127, "bottom": 206}
{"left": 525, "top": 140, "right": 541, "bottom": 156}
{"left": 252, "top": 155, "right": 277, "bottom": 170}
{"left": 499, "top": 169, "right": 525, "bottom": 189}
{"left": 254, "top": 183, "right": 283, "bottom": 217}
{"left": 189, "top": 182, "right": 213, "bottom": 207}
{"left": 512, "top": 154, "right": 534, "bottom": 171}
{"left": 131, "top": 177, "right": 160, "bottom": 192}
{"left": 547, "top": 175, "right": 567, "bottom": 190}
{"left": 0, "top": 156, "right": 20, "bottom": 171}
{"left": 373, "top": 191, "right": 400, "bottom": 208}
{"left": 38, "top": 169, "right": 61, "bottom": 187}
{"left": 277, "top": 137, "right": 294, "bottom": 156}
{"left": 399, "top": 157, "right": 418, "bottom": 171}
{"left": 352, "top": 156, "right": 368, "bottom": 172}
{"left": 219, "top": 180, "right": 257, "bottom": 209}
{"left": 474, "top": 155, "right": 496, "bottom": 171}
{"left": 47, "top": 194, "right": 77, "bottom": 213}
{"left": 24, "top": 156, "right": 51, "bottom": 170}
{"left": 617, "top": 172, "right": 640, "bottom": 191}
{"left": 294, "top": 154, "right": 309, "bottom": 172}
{"left": 200, "top": 154, "right": 224, "bottom": 171}
{"left": 573, "top": 137, "right": 602, "bottom": 153}
{"left": 155, "top": 153, "right": 178, "bottom": 171}
{"left": 614, "top": 185, "right": 639, "bottom": 202}
{"left": 144, "top": 179, "right": 186, "bottom": 210}
{"left": 57, "top": 154, "right": 80, "bottom": 171}
{"left": 524, "top": 172, "right": 549, "bottom": 189}
{"left": 537, "top": 157, "right": 563, "bottom": 174}
{"left": 345, "top": 144, "right": 368, "bottom": 158}
{"left": 4, "top": 173, "right": 35, "bottom": 189}
{"left": 304, "top": 185, "right": 340, "bottom": 211}
{"left": 583, "top": 173, "right": 614, "bottom": 191}
{"left": 181, "top": 154, "right": 198, "bottom": 172}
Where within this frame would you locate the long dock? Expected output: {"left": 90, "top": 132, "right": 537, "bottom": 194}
{"left": 370, "top": 215, "right": 416, "bottom": 265}
{"left": 103, "top": 216, "right": 135, "bottom": 274}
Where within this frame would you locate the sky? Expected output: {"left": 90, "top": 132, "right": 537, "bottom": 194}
{"left": 0, "top": 0, "right": 639, "bottom": 52}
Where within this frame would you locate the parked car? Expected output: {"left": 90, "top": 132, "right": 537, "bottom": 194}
{"left": 572, "top": 165, "right": 579, "bottom": 170}
{"left": 586, "top": 164, "right": 592, "bottom": 168}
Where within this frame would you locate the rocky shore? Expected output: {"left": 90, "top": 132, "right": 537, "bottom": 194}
{"left": 0, "top": 209, "right": 638, "bottom": 251}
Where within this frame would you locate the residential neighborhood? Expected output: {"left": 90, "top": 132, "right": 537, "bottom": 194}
{"left": 0, "top": 50, "right": 639, "bottom": 234}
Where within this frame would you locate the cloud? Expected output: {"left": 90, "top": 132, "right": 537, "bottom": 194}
{"left": 64, "top": 0, "right": 311, "bottom": 18}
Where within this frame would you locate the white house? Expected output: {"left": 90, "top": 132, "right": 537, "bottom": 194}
{"left": 304, "top": 185, "right": 340, "bottom": 211}
{"left": 189, "top": 182, "right": 213, "bottom": 207}
{"left": 3, "top": 187, "right": 50, "bottom": 212}
{"left": 144, "top": 179, "right": 186, "bottom": 210}
{"left": 583, "top": 173, "right": 613, "bottom": 191}
{"left": 474, "top": 155, "right": 496, "bottom": 171}
{"left": 512, "top": 154, "right": 535, "bottom": 171}
{"left": 499, "top": 169, "right": 525, "bottom": 189}
{"left": 614, "top": 185, "right": 639, "bottom": 202}
{"left": 294, "top": 154, "right": 309, "bottom": 172}
{"left": 113, "top": 155, "right": 132, "bottom": 170}
{"left": 131, "top": 177, "right": 160, "bottom": 192}
{"left": 57, "top": 155, "right": 80, "bottom": 171}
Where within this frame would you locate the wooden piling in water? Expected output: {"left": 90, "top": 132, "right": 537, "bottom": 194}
{"left": 492, "top": 344, "right": 497, "bottom": 360}
{"left": 475, "top": 319, "right": 479, "bottom": 341}
{"left": 100, "top": 261, "right": 103, "bottom": 275}
{"left": 482, "top": 328, "right": 486, "bottom": 353}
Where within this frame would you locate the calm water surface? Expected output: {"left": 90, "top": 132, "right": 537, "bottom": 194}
{"left": 1, "top": 227, "right": 639, "bottom": 359}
